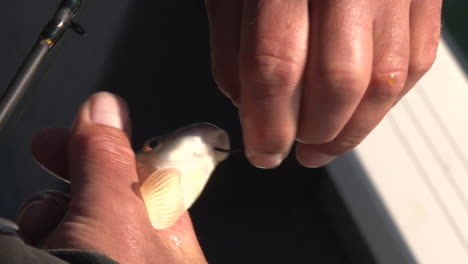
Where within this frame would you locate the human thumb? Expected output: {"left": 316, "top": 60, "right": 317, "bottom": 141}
{"left": 45, "top": 92, "right": 160, "bottom": 262}
{"left": 65, "top": 92, "right": 145, "bottom": 220}
{"left": 36, "top": 92, "right": 206, "bottom": 263}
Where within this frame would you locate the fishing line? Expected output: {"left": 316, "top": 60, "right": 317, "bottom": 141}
{"left": 213, "top": 147, "right": 243, "bottom": 153}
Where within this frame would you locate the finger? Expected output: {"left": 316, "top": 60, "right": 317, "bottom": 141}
{"left": 395, "top": 0, "right": 442, "bottom": 102}
{"left": 239, "top": 0, "right": 308, "bottom": 168}
{"left": 31, "top": 127, "right": 70, "bottom": 181}
{"left": 296, "top": 1, "right": 411, "bottom": 167}
{"left": 17, "top": 190, "right": 69, "bottom": 246}
{"left": 31, "top": 116, "right": 132, "bottom": 182}
{"left": 44, "top": 92, "right": 152, "bottom": 255}
{"left": 0, "top": 218, "right": 21, "bottom": 238}
{"left": 206, "top": 0, "right": 243, "bottom": 105}
{"left": 66, "top": 92, "right": 141, "bottom": 212}
{"left": 298, "top": 0, "right": 373, "bottom": 144}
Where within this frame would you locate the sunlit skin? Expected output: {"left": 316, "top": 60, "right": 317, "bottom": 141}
{"left": 206, "top": 0, "right": 442, "bottom": 168}
{"left": 19, "top": 93, "right": 208, "bottom": 263}
{"left": 10, "top": 0, "right": 444, "bottom": 262}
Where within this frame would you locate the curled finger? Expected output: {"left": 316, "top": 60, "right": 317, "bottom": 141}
{"left": 239, "top": 0, "right": 309, "bottom": 168}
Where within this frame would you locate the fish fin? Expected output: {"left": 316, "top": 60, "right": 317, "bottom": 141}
{"left": 140, "top": 168, "right": 184, "bottom": 229}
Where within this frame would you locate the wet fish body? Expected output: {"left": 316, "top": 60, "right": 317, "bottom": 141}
{"left": 136, "top": 123, "right": 230, "bottom": 229}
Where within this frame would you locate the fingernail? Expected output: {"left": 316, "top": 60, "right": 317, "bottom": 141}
{"left": 88, "top": 92, "right": 128, "bottom": 130}
{"left": 247, "top": 152, "right": 284, "bottom": 169}
{"left": 0, "top": 218, "right": 19, "bottom": 237}
{"left": 0, "top": 218, "right": 18, "bottom": 230}
{"left": 297, "top": 151, "right": 336, "bottom": 168}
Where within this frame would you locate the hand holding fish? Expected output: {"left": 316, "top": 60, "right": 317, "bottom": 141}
{"left": 17, "top": 93, "right": 210, "bottom": 264}
{"left": 206, "top": 0, "right": 442, "bottom": 168}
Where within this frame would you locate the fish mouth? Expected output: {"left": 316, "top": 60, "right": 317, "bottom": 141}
{"left": 174, "top": 123, "right": 231, "bottom": 162}
{"left": 191, "top": 123, "right": 231, "bottom": 162}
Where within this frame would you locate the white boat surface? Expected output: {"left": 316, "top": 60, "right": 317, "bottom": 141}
{"left": 328, "top": 34, "right": 468, "bottom": 264}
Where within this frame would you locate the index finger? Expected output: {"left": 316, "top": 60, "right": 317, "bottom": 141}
{"left": 239, "top": 0, "right": 308, "bottom": 168}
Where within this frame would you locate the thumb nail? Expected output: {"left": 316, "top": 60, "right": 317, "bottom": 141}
{"left": 0, "top": 218, "right": 20, "bottom": 237}
{"left": 0, "top": 218, "right": 18, "bottom": 230}
{"left": 86, "top": 92, "right": 129, "bottom": 130}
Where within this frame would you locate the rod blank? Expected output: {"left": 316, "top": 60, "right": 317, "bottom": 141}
{"left": 0, "top": 41, "right": 51, "bottom": 130}
{"left": 0, "top": 0, "right": 85, "bottom": 131}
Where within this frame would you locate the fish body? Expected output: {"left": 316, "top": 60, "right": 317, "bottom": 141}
{"left": 136, "top": 123, "right": 230, "bottom": 229}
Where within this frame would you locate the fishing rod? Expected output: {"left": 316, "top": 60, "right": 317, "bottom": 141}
{"left": 0, "top": 0, "right": 86, "bottom": 131}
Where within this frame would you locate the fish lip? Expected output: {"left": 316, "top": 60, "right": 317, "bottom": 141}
{"left": 179, "top": 123, "right": 231, "bottom": 162}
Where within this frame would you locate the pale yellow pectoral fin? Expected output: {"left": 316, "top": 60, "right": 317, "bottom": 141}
{"left": 140, "top": 168, "right": 184, "bottom": 229}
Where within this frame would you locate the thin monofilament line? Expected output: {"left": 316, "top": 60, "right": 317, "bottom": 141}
{"left": 213, "top": 147, "right": 243, "bottom": 153}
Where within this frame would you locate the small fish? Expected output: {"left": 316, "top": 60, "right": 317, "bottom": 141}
{"left": 136, "top": 123, "right": 230, "bottom": 229}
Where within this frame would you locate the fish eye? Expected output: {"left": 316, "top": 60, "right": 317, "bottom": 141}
{"left": 148, "top": 139, "right": 159, "bottom": 149}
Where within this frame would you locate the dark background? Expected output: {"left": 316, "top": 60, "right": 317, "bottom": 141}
{"left": 10, "top": 0, "right": 468, "bottom": 262}
{"left": 442, "top": 0, "right": 468, "bottom": 62}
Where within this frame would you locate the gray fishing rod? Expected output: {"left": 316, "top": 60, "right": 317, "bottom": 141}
{"left": 0, "top": 0, "right": 86, "bottom": 131}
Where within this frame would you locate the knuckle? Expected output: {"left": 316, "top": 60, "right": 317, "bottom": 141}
{"left": 247, "top": 53, "right": 303, "bottom": 97}
{"left": 326, "top": 136, "right": 364, "bottom": 155}
{"left": 297, "top": 121, "right": 341, "bottom": 145}
{"left": 250, "top": 82, "right": 297, "bottom": 100}
{"left": 408, "top": 20, "right": 440, "bottom": 76}
{"left": 251, "top": 53, "right": 303, "bottom": 71}
{"left": 319, "top": 67, "right": 368, "bottom": 104}
{"left": 77, "top": 129, "right": 135, "bottom": 169}
{"left": 316, "top": 131, "right": 340, "bottom": 145}
{"left": 370, "top": 68, "right": 407, "bottom": 102}
{"left": 409, "top": 54, "right": 437, "bottom": 76}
